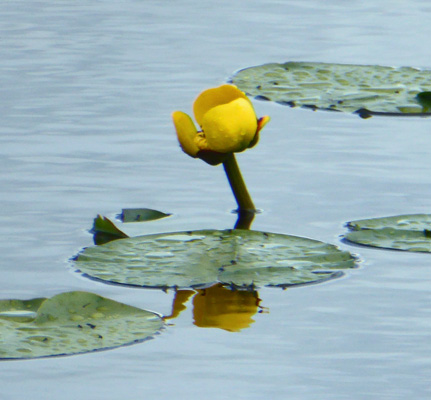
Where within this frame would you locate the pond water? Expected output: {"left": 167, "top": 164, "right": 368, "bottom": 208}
{"left": 2, "top": 1, "right": 431, "bottom": 398}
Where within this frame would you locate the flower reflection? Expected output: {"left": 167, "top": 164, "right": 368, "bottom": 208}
{"left": 165, "top": 283, "right": 265, "bottom": 332}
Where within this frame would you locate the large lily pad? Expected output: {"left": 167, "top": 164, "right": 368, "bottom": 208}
{"left": 345, "top": 214, "right": 431, "bottom": 252}
{"left": 74, "top": 229, "right": 356, "bottom": 289}
{"left": 0, "top": 291, "right": 164, "bottom": 359}
{"left": 231, "top": 61, "right": 431, "bottom": 117}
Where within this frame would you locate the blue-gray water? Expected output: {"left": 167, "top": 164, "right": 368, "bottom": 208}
{"left": 2, "top": 1, "right": 431, "bottom": 399}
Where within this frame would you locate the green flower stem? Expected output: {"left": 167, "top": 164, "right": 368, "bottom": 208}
{"left": 234, "top": 210, "right": 256, "bottom": 230}
{"left": 223, "top": 153, "right": 256, "bottom": 213}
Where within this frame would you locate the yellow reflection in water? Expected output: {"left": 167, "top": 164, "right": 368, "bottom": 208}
{"left": 165, "top": 283, "right": 265, "bottom": 332}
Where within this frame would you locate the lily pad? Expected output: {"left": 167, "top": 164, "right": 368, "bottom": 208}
{"left": 74, "top": 229, "right": 356, "bottom": 289}
{"left": 0, "top": 291, "right": 164, "bottom": 359}
{"left": 231, "top": 61, "right": 431, "bottom": 117}
{"left": 120, "top": 208, "right": 171, "bottom": 223}
{"left": 92, "top": 212, "right": 173, "bottom": 245}
{"left": 345, "top": 214, "right": 431, "bottom": 252}
{"left": 92, "top": 215, "right": 129, "bottom": 245}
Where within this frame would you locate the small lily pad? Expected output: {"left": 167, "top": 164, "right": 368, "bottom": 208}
{"left": 74, "top": 229, "right": 356, "bottom": 289}
{"left": 345, "top": 214, "right": 431, "bottom": 252}
{"left": 92, "top": 215, "right": 129, "bottom": 245}
{"left": 92, "top": 213, "right": 172, "bottom": 245}
{"left": 0, "top": 291, "right": 164, "bottom": 359}
{"left": 231, "top": 61, "right": 431, "bottom": 117}
{"left": 120, "top": 208, "right": 171, "bottom": 223}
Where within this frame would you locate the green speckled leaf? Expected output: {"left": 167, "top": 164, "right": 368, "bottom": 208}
{"left": 345, "top": 214, "right": 431, "bottom": 252}
{"left": 0, "top": 291, "right": 164, "bottom": 359}
{"left": 74, "top": 229, "right": 356, "bottom": 289}
{"left": 231, "top": 62, "right": 431, "bottom": 117}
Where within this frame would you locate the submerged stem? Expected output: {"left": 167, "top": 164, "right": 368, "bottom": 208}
{"left": 222, "top": 153, "right": 256, "bottom": 213}
{"left": 234, "top": 209, "right": 256, "bottom": 230}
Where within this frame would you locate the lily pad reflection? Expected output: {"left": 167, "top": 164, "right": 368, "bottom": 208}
{"left": 0, "top": 291, "right": 164, "bottom": 359}
{"left": 74, "top": 229, "right": 356, "bottom": 289}
{"left": 231, "top": 61, "right": 431, "bottom": 117}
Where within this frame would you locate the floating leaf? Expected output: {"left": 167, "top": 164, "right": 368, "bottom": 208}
{"left": 0, "top": 291, "right": 164, "bottom": 359}
{"left": 345, "top": 214, "right": 431, "bottom": 252}
{"left": 91, "top": 215, "right": 129, "bottom": 240}
{"left": 74, "top": 229, "right": 356, "bottom": 289}
{"left": 120, "top": 208, "right": 171, "bottom": 223}
{"left": 231, "top": 61, "right": 431, "bottom": 117}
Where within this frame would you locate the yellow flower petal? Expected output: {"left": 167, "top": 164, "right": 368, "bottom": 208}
{"left": 201, "top": 98, "right": 258, "bottom": 153}
{"left": 171, "top": 111, "right": 199, "bottom": 157}
{"left": 247, "top": 115, "right": 271, "bottom": 149}
{"left": 193, "top": 84, "right": 251, "bottom": 127}
{"left": 257, "top": 115, "right": 270, "bottom": 134}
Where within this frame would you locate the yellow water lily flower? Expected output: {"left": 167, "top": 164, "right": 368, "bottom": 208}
{"left": 172, "top": 84, "right": 270, "bottom": 165}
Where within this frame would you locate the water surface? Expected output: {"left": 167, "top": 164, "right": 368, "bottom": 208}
{"left": 1, "top": 1, "right": 431, "bottom": 399}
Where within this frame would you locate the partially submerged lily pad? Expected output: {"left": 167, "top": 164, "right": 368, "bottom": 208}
{"left": 92, "top": 212, "right": 172, "bottom": 245}
{"left": 120, "top": 208, "right": 171, "bottom": 223}
{"left": 345, "top": 214, "right": 431, "bottom": 252}
{"left": 74, "top": 229, "right": 356, "bottom": 289}
{"left": 0, "top": 291, "right": 164, "bottom": 359}
{"left": 231, "top": 61, "right": 431, "bottom": 117}
{"left": 92, "top": 214, "right": 129, "bottom": 244}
